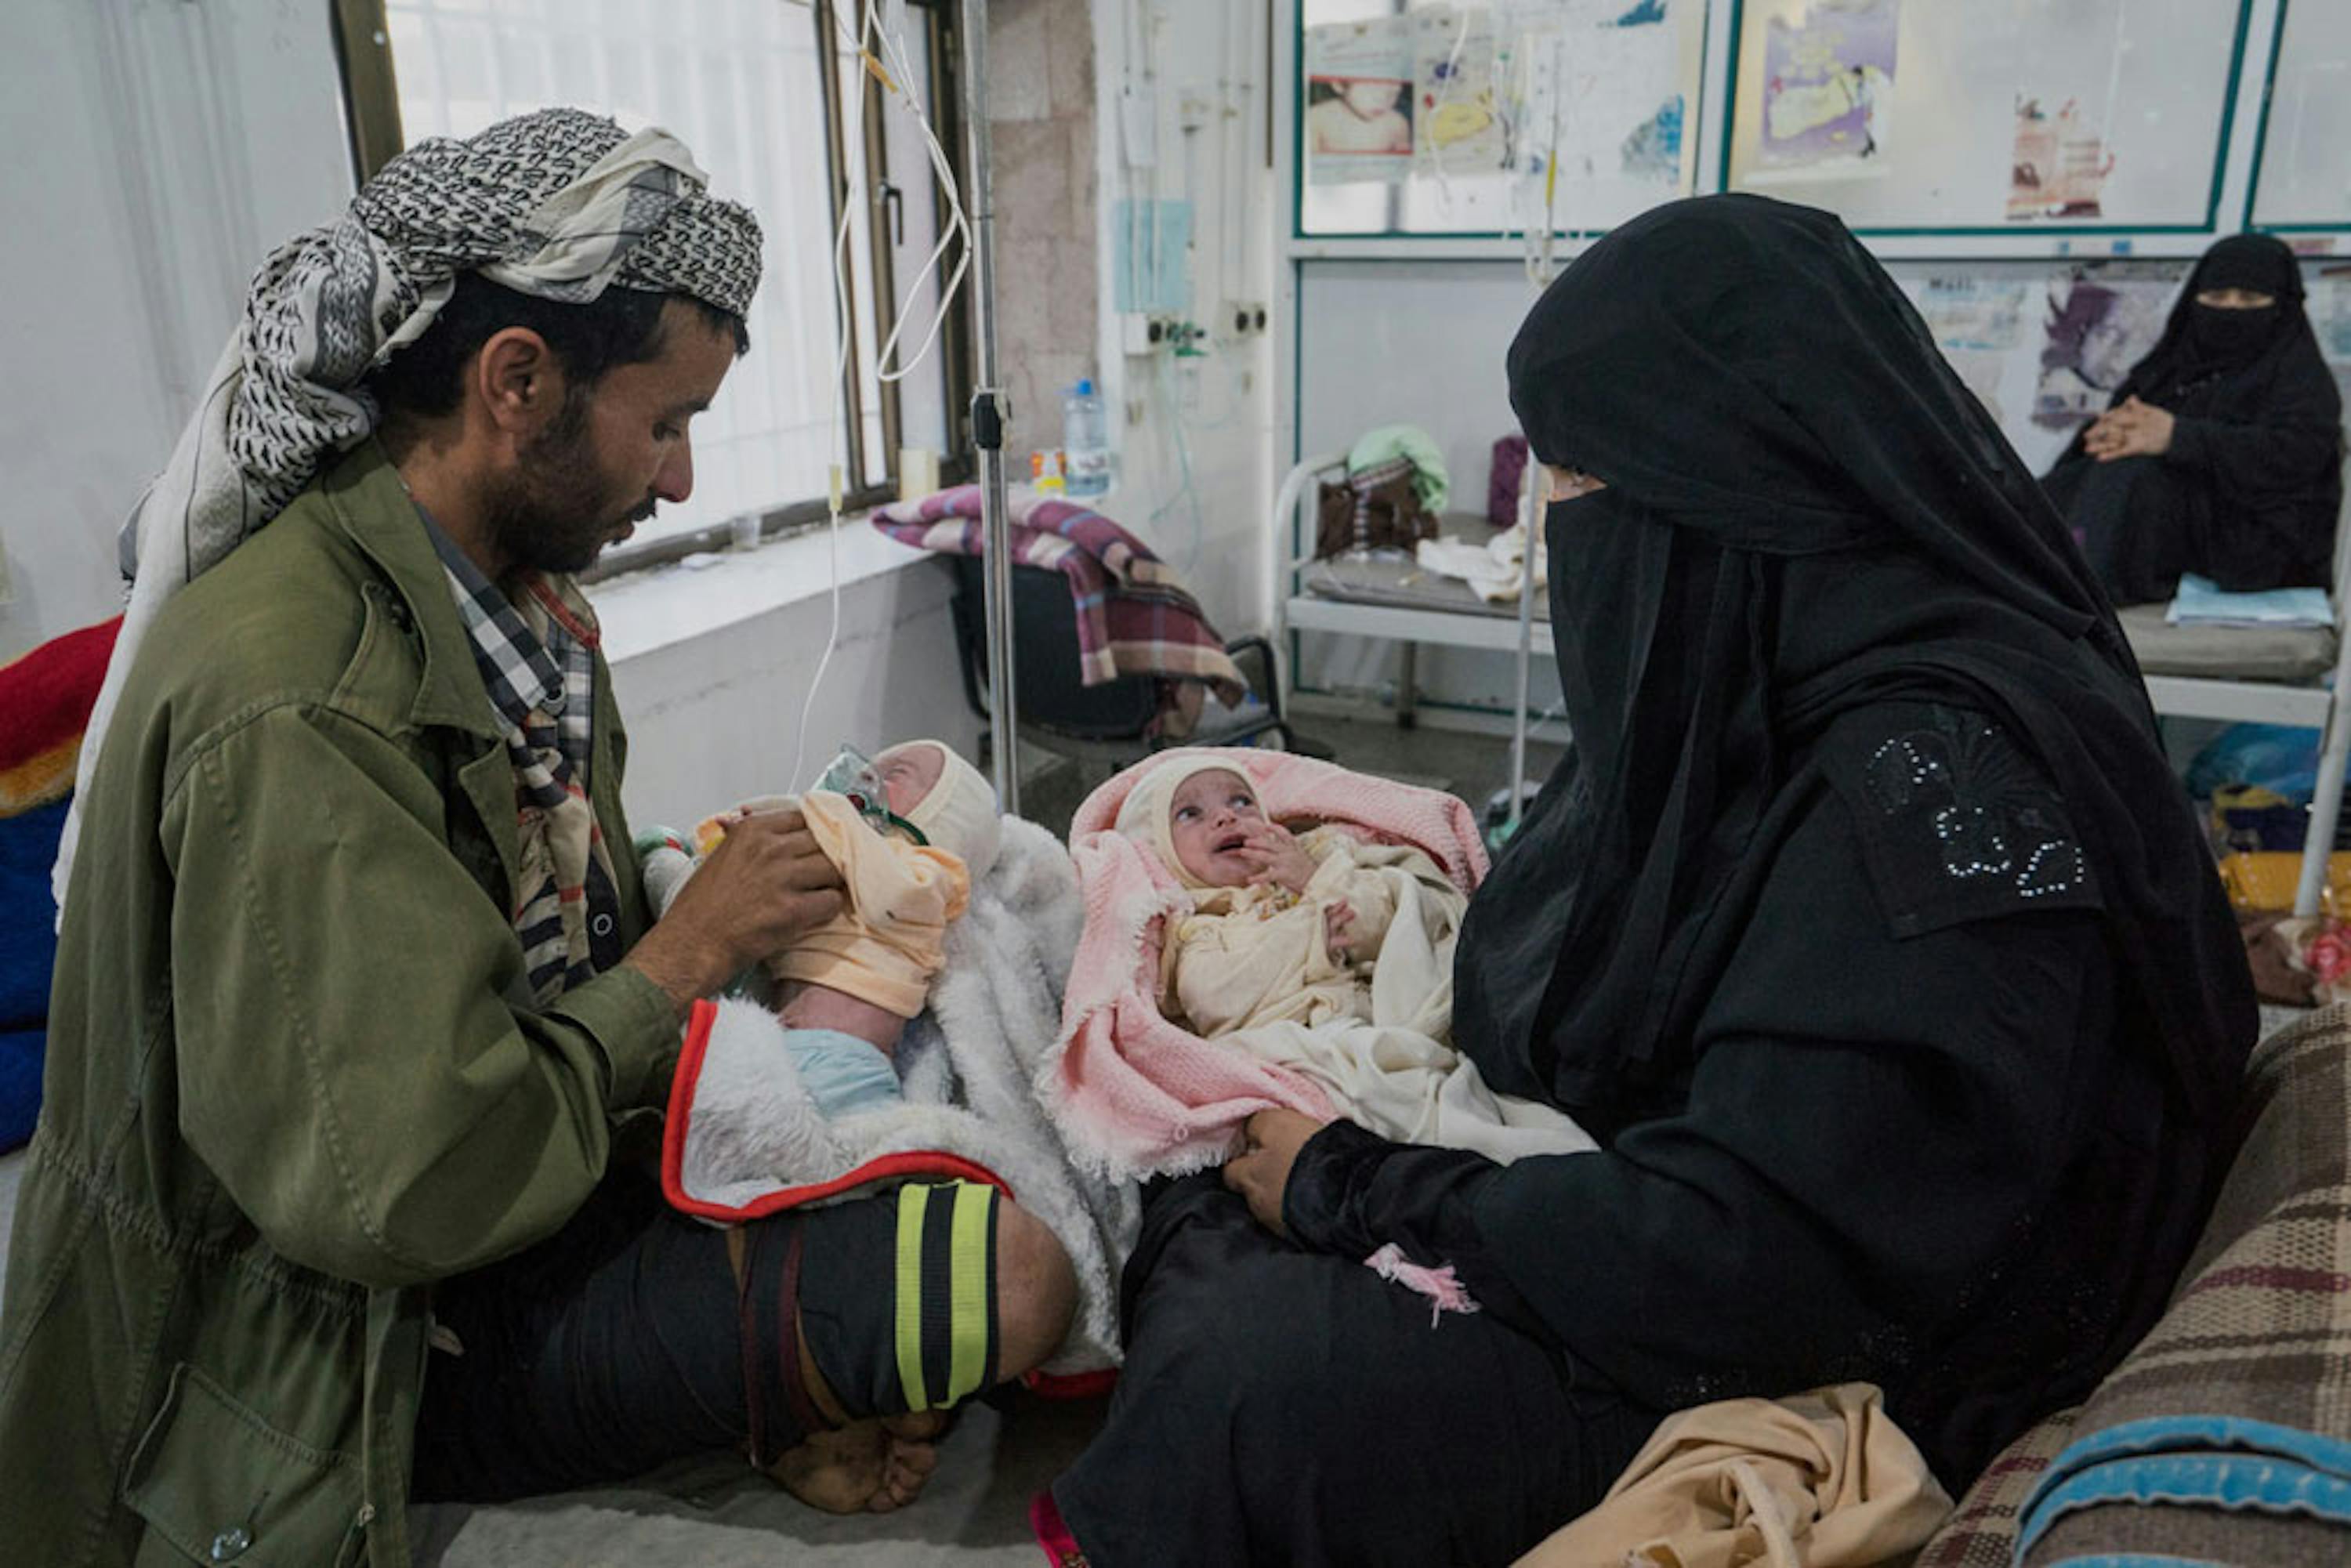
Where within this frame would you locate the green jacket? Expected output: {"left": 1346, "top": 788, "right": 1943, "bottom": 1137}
{"left": 0, "top": 445, "right": 680, "bottom": 1566}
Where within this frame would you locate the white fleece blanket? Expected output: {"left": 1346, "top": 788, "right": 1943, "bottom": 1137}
{"left": 665, "top": 818, "right": 1138, "bottom": 1378}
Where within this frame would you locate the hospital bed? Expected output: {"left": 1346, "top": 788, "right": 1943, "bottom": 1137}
{"left": 1270, "top": 452, "right": 1547, "bottom": 824}
{"left": 2124, "top": 458, "right": 2351, "bottom": 917}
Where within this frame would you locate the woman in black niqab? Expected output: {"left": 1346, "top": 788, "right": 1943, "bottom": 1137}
{"left": 1045, "top": 197, "right": 2255, "bottom": 1568}
{"left": 2041, "top": 232, "right": 2342, "bottom": 604}
{"left": 1462, "top": 192, "right": 2251, "bottom": 1138}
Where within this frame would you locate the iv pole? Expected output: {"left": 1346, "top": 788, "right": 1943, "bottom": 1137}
{"left": 959, "top": 0, "right": 1021, "bottom": 813}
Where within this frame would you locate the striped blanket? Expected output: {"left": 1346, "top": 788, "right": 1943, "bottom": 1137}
{"left": 1918, "top": 1005, "right": 2351, "bottom": 1566}
{"left": 2, "top": 616, "right": 120, "bottom": 817}
{"left": 875, "top": 486, "right": 1244, "bottom": 734}
{"left": 2, "top": 614, "right": 121, "bottom": 1152}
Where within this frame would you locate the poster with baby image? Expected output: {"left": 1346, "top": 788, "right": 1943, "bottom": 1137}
{"left": 1306, "top": 18, "right": 1416, "bottom": 185}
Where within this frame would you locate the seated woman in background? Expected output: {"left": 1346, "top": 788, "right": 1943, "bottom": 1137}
{"left": 2041, "top": 233, "right": 2343, "bottom": 606}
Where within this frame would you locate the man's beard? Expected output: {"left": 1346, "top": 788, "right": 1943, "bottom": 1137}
{"left": 484, "top": 389, "right": 657, "bottom": 576}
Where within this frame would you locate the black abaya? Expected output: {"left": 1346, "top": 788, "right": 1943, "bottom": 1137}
{"left": 1052, "top": 197, "right": 2253, "bottom": 1566}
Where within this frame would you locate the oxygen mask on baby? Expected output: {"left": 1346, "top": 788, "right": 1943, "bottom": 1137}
{"left": 810, "top": 744, "right": 929, "bottom": 845}
{"left": 690, "top": 746, "right": 929, "bottom": 858}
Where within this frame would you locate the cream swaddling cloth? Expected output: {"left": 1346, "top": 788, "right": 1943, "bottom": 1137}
{"left": 1164, "top": 827, "right": 1408, "bottom": 1037}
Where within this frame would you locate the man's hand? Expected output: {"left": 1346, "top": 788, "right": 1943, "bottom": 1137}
{"left": 1222, "top": 1108, "right": 1330, "bottom": 1237}
{"left": 1238, "top": 820, "right": 1318, "bottom": 895}
{"left": 2083, "top": 395, "right": 2175, "bottom": 462}
{"left": 625, "top": 808, "right": 846, "bottom": 1012}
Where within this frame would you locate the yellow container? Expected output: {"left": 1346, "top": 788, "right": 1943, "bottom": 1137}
{"left": 2216, "top": 850, "right": 2351, "bottom": 914}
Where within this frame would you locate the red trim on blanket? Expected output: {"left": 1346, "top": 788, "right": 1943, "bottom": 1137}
{"left": 1023, "top": 1367, "right": 1118, "bottom": 1400}
{"left": 661, "top": 998, "right": 1016, "bottom": 1223}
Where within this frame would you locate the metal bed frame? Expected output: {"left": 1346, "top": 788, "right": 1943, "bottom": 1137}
{"left": 1269, "top": 451, "right": 1548, "bottom": 833}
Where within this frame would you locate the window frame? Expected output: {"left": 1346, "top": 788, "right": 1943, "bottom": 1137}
{"left": 328, "top": 0, "right": 975, "bottom": 579}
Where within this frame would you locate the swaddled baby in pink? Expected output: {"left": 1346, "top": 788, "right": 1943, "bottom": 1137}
{"left": 1113, "top": 755, "right": 1596, "bottom": 1164}
{"left": 1118, "top": 757, "right": 1415, "bottom": 1037}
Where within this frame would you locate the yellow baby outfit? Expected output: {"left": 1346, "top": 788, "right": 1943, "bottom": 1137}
{"left": 1163, "top": 828, "right": 1403, "bottom": 1036}
{"left": 767, "top": 791, "right": 972, "bottom": 1019}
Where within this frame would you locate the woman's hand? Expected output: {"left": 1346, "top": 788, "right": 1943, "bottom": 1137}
{"left": 2083, "top": 395, "right": 2175, "bottom": 462}
{"left": 1223, "top": 1108, "right": 1330, "bottom": 1237}
{"left": 1238, "top": 820, "right": 1317, "bottom": 894}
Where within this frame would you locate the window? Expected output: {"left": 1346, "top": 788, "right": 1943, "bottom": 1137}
{"left": 334, "top": 0, "right": 971, "bottom": 571}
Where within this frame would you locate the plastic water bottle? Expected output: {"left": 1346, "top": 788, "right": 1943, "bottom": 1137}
{"left": 1063, "top": 378, "right": 1114, "bottom": 498}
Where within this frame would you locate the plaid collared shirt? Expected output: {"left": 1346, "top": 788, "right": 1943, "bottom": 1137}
{"left": 419, "top": 508, "right": 622, "bottom": 995}
{"left": 423, "top": 518, "right": 595, "bottom": 788}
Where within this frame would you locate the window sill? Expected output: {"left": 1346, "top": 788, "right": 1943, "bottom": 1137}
{"left": 588, "top": 516, "right": 939, "bottom": 666}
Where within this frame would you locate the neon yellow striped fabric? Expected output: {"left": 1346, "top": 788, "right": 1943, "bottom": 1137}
{"left": 946, "top": 1183, "right": 993, "bottom": 1405}
{"left": 894, "top": 1186, "right": 933, "bottom": 1412}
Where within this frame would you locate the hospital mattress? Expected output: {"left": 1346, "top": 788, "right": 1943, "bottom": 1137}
{"left": 2117, "top": 602, "right": 2337, "bottom": 683}
{"left": 1301, "top": 553, "right": 2334, "bottom": 683}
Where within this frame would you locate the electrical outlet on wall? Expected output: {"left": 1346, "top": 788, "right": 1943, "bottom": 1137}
{"left": 1214, "top": 301, "right": 1270, "bottom": 340}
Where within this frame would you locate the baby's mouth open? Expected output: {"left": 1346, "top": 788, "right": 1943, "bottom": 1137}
{"left": 1215, "top": 832, "right": 1248, "bottom": 854}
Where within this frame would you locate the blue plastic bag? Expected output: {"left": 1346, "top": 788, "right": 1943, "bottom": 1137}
{"left": 2183, "top": 722, "right": 2323, "bottom": 804}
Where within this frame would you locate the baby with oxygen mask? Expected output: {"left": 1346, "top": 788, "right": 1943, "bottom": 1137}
{"left": 650, "top": 740, "right": 1001, "bottom": 1117}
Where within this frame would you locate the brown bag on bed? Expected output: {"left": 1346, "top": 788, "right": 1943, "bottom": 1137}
{"left": 1316, "top": 473, "right": 1440, "bottom": 559}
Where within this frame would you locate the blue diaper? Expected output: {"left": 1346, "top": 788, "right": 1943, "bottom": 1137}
{"left": 786, "top": 1027, "right": 905, "bottom": 1119}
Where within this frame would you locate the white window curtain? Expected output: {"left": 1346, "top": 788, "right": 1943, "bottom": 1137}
{"left": 384, "top": 0, "right": 932, "bottom": 550}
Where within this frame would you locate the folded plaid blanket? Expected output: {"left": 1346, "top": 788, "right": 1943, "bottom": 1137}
{"left": 875, "top": 486, "right": 1244, "bottom": 732}
{"left": 1914, "top": 1410, "right": 2080, "bottom": 1568}
{"left": 1998, "top": 1007, "right": 2351, "bottom": 1564}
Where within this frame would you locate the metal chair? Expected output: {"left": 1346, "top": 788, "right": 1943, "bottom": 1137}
{"left": 945, "top": 556, "right": 1320, "bottom": 773}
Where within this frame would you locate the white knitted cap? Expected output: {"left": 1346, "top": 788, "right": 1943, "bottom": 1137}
{"left": 880, "top": 741, "right": 1002, "bottom": 882}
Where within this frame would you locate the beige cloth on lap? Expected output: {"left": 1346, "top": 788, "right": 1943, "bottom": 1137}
{"left": 1516, "top": 1384, "right": 1951, "bottom": 1568}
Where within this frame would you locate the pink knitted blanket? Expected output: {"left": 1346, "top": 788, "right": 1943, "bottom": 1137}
{"left": 1043, "top": 748, "right": 1489, "bottom": 1179}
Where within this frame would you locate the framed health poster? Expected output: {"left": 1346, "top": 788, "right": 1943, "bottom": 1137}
{"left": 1720, "top": 0, "right": 2258, "bottom": 241}
{"left": 1296, "top": 0, "right": 1711, "bottom": 238}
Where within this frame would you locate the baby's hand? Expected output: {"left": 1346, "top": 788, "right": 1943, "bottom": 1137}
{"left": 1323, "top": 900, "right": 1356, "bottom": 965}
{"left": 1240, "top": 820, "right": 1317, "bottom": 894}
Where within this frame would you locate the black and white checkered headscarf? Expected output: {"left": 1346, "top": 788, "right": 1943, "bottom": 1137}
{"left": 60, "top": 107, "right": 763, "bottom": 908}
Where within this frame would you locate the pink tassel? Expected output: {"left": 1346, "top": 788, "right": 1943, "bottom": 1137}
{"left": 1364, "top": 1243, "right": 1481, "bottom": 1326}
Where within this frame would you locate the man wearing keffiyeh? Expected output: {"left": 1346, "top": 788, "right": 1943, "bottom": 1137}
{"left": 0, "top": 109, "right": 1074, "bottom": 1565}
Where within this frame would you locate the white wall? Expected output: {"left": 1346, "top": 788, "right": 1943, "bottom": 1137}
{"left": 600, "top": 557, "right": 983, "bottom": 833}
{"left": 1091, "top": 0, "right": 1280, "bottom": 641}
{"left": 0, "top": 0, "right": 354, "bottom": 661}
